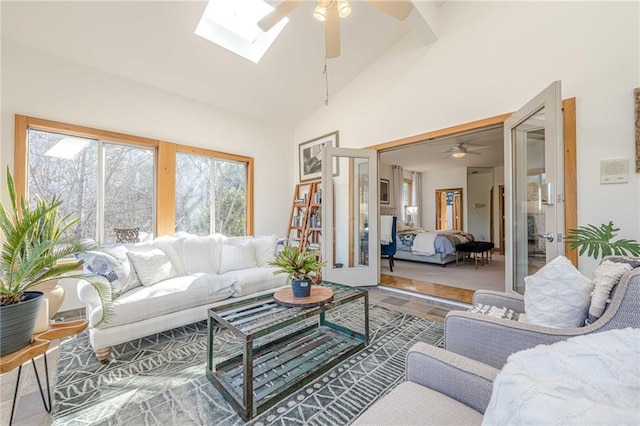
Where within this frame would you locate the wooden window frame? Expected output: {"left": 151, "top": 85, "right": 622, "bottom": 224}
{"left": 13, "top": 115, "right": 254, "bottom": 237}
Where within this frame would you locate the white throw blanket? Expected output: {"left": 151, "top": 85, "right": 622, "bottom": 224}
{"left": 483, "top": 328, "right": 640, "bottom": 425}
{"left": 380, "top": 215, "right": 393, "bottom": 245}
{"left": 411, "top": 232, "right": 438, "bottom": 255}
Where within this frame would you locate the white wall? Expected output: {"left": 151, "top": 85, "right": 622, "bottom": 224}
{"left": 295, "top": 1, "right": 640, "bottom": 274}
{"left": 1, "top": 41, "right": 294, "bottom": 236}
{"left": 493, "top": 166, "right": 505, "bottom": 247}
{"left": 467, "top": 169, "right": 493, "bottom": 242}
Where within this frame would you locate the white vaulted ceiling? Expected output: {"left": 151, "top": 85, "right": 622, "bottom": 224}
{"left": 3, "top": 1, "right": 437, "bottom": 126}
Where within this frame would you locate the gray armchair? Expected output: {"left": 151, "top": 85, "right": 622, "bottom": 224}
{"left": 444, "top": 265, "right": 639, "bottom": 369}
{"left": 353, "top": 342, "right": 497, "bottom": 426}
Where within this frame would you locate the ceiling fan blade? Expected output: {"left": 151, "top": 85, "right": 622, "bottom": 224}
{"left": 325, "top": 7, "right": 340, "bottom": 58}
{"left": 258, "top": 0, "right": 302, "bottom": 32}
{"left": 364, "top": 0, "right": 413, "bottom": 21}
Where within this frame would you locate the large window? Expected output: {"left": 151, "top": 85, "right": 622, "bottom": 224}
{"left": 27, "top": 129, "right": 155, "bottom": 243}
{"left": 402, "top": 178, "right": 412, "bottom": 222}
{"left": 15, "top": 115, "right": 254, "bottom": 240}
{"left": 176, "top": 152, "right": 247, "bottom": 236}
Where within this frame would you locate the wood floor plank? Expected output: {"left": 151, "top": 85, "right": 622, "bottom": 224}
{"left": 379, "top": 274, "right": 474, "bottom": 304}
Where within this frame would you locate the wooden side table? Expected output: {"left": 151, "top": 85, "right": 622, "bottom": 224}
{"left": 0, "top": 319, "right": 87, "bottom": 425}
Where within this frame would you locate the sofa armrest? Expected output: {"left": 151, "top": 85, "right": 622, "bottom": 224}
{"left": 405, "top": 342, "right": 498, "bottom": 414}
{"left": 472, "top": 290, "right": 525, "bottom": 312}
{"left": 77, "top": 276, "right": 109, "bottom": 326}
{"left": 444, "top": 312, "right": 588, "bottom": 369}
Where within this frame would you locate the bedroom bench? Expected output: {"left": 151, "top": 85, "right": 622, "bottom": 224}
{"left": 456, "top": 242, "right": 495, "bottom": 268}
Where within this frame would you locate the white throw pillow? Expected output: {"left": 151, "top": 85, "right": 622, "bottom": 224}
{"left": 586, "top": 260, "right": 632, "bottom": 324}
{"left": 181, "top": 235, "right": 225, "bottom": 275}
{"left": 252, "top": 235, "right": 277, "bottom": 267}
{"left": 78, "top": 244, "right": 141, "bottom": 298}
{"left": 219, "top": 242, "right": 257, "bottom": 274}
{"left": 524, "top": 255, "right": 593, "bottom": 327}
{"left": 126, "top": 248, "right": 178, "bottom": 286}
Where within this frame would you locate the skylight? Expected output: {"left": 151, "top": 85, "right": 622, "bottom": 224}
{"left": 195, "top": 0, "right": 288, "bottom": 63}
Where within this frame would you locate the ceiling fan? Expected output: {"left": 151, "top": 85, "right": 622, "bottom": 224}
{"left": 443, "top": 143, "right": 489, "bottom": 159}
{"left": 258, "top": 0, "right": 414, "bottom": 58}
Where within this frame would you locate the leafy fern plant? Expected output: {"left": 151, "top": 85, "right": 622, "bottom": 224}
{"left": 0, "top": 168, "right": 114, "bottom": 327}
{"left": 269, "top": 244, "right": 326, "bottom": 283}
{"left": 565, "top": 221, "right": 640, "bottom": 259}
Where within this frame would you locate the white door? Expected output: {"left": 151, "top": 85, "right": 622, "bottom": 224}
{"left": 321, "top": 146, "right": 378, "bottom": 286}
{"left": 504, "top": 81, "right": 564, "bottom": 294}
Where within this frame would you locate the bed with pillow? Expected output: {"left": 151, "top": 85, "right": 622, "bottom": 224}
{"left": 76, "top": 234, "right": 287, "bottom": 363}
{"left": 394, "top": 227, "right": 475, "bottom": 266}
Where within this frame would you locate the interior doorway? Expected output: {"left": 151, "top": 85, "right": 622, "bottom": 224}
{"left": 373, "top": 99, "right": 577, "bottom": 304}
{"left": 435, "top": 188, "right": 463, "bottom": 230}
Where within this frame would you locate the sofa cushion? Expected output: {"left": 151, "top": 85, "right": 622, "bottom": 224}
{"left": 127, "top": 248, "right": 178, "bottom": 286}
{"left": 223, "top": 266, "right": 287, "bottom": 297}
{"left": 182, "top": 234, "right": 225, "bottom": 275}
{"left": 78, "top": 245, "right": 141, "bottom": 298}
{"left": 252, "top": 235, "right": 278, "bottom": 267}
{"left": 219, "top": 242, "right": 257, "bottom": 274}
{"left": 353, "top": 381, "right": 482, "bottom": 426}
{"left": 93, "top": 274, "right": 235, "bottom": 329}
{"left": 523, "top": 256, "right": 593, "bottom": 328}
{"left": 585, "top": 260, "right": 632, "bottom": 324}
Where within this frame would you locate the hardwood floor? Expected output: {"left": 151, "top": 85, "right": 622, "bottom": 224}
{"left": 380, "top": 273, "right": 475, "bottom": 304}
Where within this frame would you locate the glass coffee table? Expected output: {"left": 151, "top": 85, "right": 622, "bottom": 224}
{"left": 206, "top": 281, "right": 369, "bottom": 421}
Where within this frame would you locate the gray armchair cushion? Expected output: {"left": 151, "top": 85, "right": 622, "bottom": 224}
{"left": 405, "top": 342, "right": 498, "bottom": 414}
{"left": 446, "top": 268, "right": 639, "bottom": 369}
{"left": 352, "top": 382, "right": 482, "bottom": 426}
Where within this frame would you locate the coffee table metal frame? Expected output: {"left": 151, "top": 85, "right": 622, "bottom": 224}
{"left": 206, "top": 282, "right": 369, "bottom": 420}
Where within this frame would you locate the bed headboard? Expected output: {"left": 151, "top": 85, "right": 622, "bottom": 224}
{"left": 380, "top": 207, "right": 397, "bottom": 217}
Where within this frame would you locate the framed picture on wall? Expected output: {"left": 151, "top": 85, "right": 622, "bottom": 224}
{"left": 380, "top": 179, "right": 390, "bottom": 204}
{"left": 299, "top": 131, "right": 339, "bottom": 182}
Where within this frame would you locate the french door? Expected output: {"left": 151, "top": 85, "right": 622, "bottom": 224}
{"left": 504, "top": 81, "right": 564, "bottom": 293}
{"left": 321, "top": 146, "right": 379, "bottom": 287}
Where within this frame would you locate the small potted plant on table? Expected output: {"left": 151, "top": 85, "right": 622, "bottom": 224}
{"left": 269, "top": 245, "right": 326, "bottom": 297}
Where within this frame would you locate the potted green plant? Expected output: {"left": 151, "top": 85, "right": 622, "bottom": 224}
{"left": 565, "top": 221, "right": 640, "bottom": 259}
{"left": 269, "top": 244, "right": 326, "bottom": 297}
{"left": 0, "top": 168, "right": 113, "bottom": 356}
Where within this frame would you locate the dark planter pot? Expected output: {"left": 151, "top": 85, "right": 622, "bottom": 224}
{"left": 291, "top": 279, "right": 312, "bottom": 298}
{"left": 0, "top": 291, "right": 44, "bottom": 356}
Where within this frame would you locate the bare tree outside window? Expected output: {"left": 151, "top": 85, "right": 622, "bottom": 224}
{"left": 175, "top": 153, "right": 247, "bottom": 236}
{"left": 27, "top": 129, "right": 155, "bottom": 242}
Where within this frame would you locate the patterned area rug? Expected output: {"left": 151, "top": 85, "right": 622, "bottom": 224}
{"left": 53, "top": 303, "right": 444, "bottom": 425}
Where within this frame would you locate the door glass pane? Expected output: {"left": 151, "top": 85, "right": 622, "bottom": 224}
{"left": 512, "top": 108, "right": 546, "bottom": 293}
{"left": 213, "top": 160, "right": 246, "bottom": 236}
{"left": 175, "top": 153, "right": 211, "bottom": 235}
{"left": 27, "top": 129, "right": 98, "bottom": 240}
{"left": 332, "top": 156, "right": 369, "bottom": 269}
{"left": 103, "top": 143, "right": 155, "bottom": 243}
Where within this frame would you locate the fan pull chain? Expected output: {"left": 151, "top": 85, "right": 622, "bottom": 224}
{"left": 323, "top": 57, "right": 329, "bottom": 106}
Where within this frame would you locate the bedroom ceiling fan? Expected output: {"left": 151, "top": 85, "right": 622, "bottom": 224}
{"left": 258, "top": 0, "right": 414, "bottom": 58}
{"left": 443, "top": 143, "right": 489, "bottom": 159}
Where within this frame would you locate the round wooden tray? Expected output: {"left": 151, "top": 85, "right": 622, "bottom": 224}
{"left": 274, "top": 286, "right": 334, "bottom": 308}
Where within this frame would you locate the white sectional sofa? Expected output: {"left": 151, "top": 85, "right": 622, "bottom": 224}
{"left": 77, "top": 234, "right": 287, "bottom": 363}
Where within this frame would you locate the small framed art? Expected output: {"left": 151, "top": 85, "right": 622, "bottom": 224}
{"left": 380, "top": 179, "right": 390, "bottom": 204}
{"left": 299, "top": 131, "right": 339, "bottom": 182}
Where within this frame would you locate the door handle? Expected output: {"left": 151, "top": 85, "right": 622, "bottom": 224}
{"left": 538, "top": 233, "right": 554, "bottom": 242}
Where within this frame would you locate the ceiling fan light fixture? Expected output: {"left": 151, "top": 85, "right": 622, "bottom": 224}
{"left": 452, "top": 152, "right": 466, "bottom": 158}
{"left": 338, "top": 0, "right": 351, "bottom": 18}
{"left": 313, "top": 5, "right": 327, "bottom": 21}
